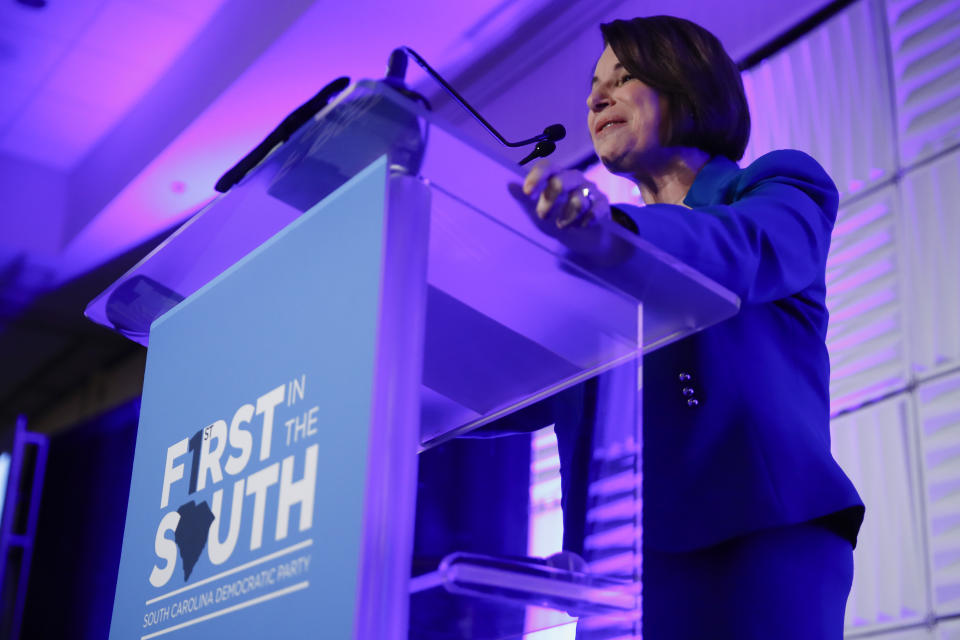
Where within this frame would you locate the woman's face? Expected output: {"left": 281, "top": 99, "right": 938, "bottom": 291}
{"left": 587, "top": 45, "right": 664, "bottom": 175}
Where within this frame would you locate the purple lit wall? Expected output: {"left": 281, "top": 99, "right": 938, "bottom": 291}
{"left": 525, "top": 429, "right": 575, "bottom": 638}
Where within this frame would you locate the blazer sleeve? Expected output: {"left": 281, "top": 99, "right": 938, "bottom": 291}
{"left": 614, "top": 150, "right": 839, "bottom": 304}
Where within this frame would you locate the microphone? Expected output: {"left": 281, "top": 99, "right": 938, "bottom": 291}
{"left": 385, "top": 48, "right": 408, "bottom": 89}
{"left": 215, "top": 77, "right": 350, "bottom": 193}
{"left": 518, "top": 141, "right": 557, "bottom": 166}
{"left": 391, "top": 47, "right": 565, "bottom": 164}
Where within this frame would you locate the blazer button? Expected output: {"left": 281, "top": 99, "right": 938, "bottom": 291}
{"left": 682, "top": 387, "right": 695, "bottom": 397}
{"left": 678, "top": 372, "right": 691, "bottom": 382}
{"left": 687, "top": 398, "right": 699, "bottom": 407}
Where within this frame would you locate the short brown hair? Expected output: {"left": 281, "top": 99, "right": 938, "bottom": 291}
{"left": 600, "top": 16, "right": 750, "bottom": 161}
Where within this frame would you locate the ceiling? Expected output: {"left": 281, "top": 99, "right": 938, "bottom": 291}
{"left": 0, "top": 0, "right": 832, "bottom": 430}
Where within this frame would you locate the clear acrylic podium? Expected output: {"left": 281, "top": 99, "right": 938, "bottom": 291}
{"left": 88, "top": 81, "right": 738, "bottom": 640}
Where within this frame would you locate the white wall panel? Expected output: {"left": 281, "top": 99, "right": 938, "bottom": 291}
{"left": 827, "top": 185, "right": 911, "bottom": 414}
{"left": 741, "top": 0, "right": 896, "bottom": 202}
{"left": 885, "top": 0, "right": 960, "bottom": 168}
{"left": 850, "top": 626, "right": 933, "bottom": 640}
{"left": 900, "top": 150, "right": 960, "bottom": 379}
{"left": 832, "top": 394, "right": 929, "bottom": 632}
{"left": 939, "top": 617, "right": 960, "bottom": 639}
{"left": 918, "top": 372, "right": 960, "bottom": 616}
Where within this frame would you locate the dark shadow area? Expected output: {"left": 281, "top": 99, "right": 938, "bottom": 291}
{"left": 411, "top": 432, "right": 531, "bottom": 638}
{"left": 20, "top": 399, "right": 139, "bottom": 640}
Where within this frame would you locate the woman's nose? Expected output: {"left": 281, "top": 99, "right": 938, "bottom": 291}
{"left": 587, "top": 88, "right": 609, "bottom": 112}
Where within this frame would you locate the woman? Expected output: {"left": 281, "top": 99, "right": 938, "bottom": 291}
{"left": 515, "top": 16, "right": 865, "bottom": 639}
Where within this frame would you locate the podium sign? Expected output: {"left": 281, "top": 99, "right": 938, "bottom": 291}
{"left": 110, "top": 158, "right": 424, "bottom": 640}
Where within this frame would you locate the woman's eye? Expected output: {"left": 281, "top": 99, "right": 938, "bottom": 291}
{"left": 617, "top": 74, "right": 633, "bottom": 86}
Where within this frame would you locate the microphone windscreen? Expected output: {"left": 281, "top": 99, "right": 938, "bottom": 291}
{"left": 543, "top": 124, "right": 566, "bottom": 141}
{"left": 386, "top": 48, "right": 408, "bottom": 83}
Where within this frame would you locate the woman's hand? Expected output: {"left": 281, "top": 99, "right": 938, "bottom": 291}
{"left": 520, "top": 161, "right": 612, "bottom": 230}
{"left": 510, "top": 161, "right": 631, "bottom": 267}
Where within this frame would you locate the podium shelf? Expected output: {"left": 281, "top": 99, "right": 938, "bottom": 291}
{"left": 409, "top": 552, "right": 639, "bottom": 639}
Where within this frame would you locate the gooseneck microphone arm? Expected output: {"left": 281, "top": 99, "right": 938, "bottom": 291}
{"left": 396, "top": 46, "right": 564, "bottom": 163}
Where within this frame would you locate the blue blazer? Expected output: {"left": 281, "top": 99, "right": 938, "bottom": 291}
{"left": 606, "top": 150, "right": 865, "bottom": 552}
{"left": 498, "top": 150, "right": 865, "bottom": 554}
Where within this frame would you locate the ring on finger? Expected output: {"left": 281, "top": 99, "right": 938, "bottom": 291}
{"left": 579, "top": 186, "right": 594, "bottom": 213}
